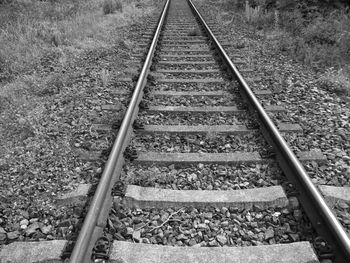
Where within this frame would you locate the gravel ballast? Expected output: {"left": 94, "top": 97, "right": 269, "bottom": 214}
{"left": 0, "top": 3, "right": 162, "bottom": 246}
{"left": 106, "top": 201, "right": 314, "bottom": 247}
{"left": 130, "top": 133, "right": 269, "bottom": 153}
{"left": 122, "top": 163, "right": 283, "bottom": 190}
{"left": 137, "top": 112, "right": 249, "bottom": 125}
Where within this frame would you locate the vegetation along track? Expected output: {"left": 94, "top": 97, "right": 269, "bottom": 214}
{"left": 1, "top": 0, "right": 350, "bottom": 262}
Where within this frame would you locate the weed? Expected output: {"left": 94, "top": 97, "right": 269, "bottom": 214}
{"left": 245, "top": 0, "right": 261, "bottom": 23}
{"left": 318, "top": 67, "right": 350, "bottom": 96}
{"left": 100, "top": 68, "right": 110, "bottom": 88}
{"left": 103, "top": 0, "right": 123, "bottom": 15}
{"left": 303, "top": 18, "right": 339, "bottom": 45}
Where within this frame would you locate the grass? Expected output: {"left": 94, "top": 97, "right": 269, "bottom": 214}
{"left": 244, "top": 0, "right": 261, "bottom": 23}
{"left": 318, "top": 67, "right": 350, "bottom": 96}
{"left": 0, "top": 0, "right": 158, "bottom": 149}
{"left": 103, "top": 0, "right": 123, "bottom": 14}
{"left": 100, "top": 68, "right": 111, "bottom": 88}
{"left": 213, "top": 0, "right": 350, "bottom": 98}
{"left": 0, "top": 0, "right": 157, "bottom": 82}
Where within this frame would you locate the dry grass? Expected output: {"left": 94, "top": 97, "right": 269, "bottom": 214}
{"left": 0, "top": 0, "right": 156, "bottom": 81}
{"left": 213, "top": 0, "right": 350, "bottom": 95}
{"left": 245, "top": 1, "right": 261, "bottom": 23}
{"left": 0, "top": 0, "right": 158, "bottom": 148}
{"left": 102, "top": 0, "right": 123, "bottom": 14}
{"left": 318, "top": 67, "right": 350, "bottom": 96}
{"left": 100, "top": 68, "right": 111, "bottom": 88}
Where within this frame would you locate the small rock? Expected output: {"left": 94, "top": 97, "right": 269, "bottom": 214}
{"left": 197, "top": 223, "right": 208, "bottom": 229}
{"left": 343, "top": 156, "right": 350, "bottom": 162}
{"left": 126, "top": 227, "right": 133, "bottom": 236}
{"left": 20, "top": 210, "right": 29, "bottom": 219}
{"left": 246, "top": 212, "right": 252, "bottom": 222}
{"left": 253, "top": 204, "right": 263, "bottom": 212}
{"left": 7, "top": 231, "right": 19, "bottom": 240}
{"left": 20, "top": 219, "right": 29, "bottom": 227}
{"left": 189, "top": 239, "right": 197, "bottom": 246}
{"left": 57, "top": 219, "right": 71, "bottom": 227}
{"left": 177, "top": 234, "right": 188, "bottom": 241}
{"left": 283, "top": 223, "right": 291, "bottom": 233}
{"left": 25, "top": 222, "right": 40, "bottom": 236}
{"left": 157, "top": 230, "right": 164, "bottom": 239}
{"left": 208, "top": 240, "right": 218, "bottom": 246}
{"left": 0, "top": 233, "right": 6, "bottom": 241}
{"left": 264, "top": 228, "right": 274, "bottom": 240}
{"left": 250, "top": 222, "right": 258, "bottom": 228}
{"left": 40, "top": 225, "right": 52, "bottom": 235}
{"left": 152, "top": 215, "right": 160, "bottom": 221}
{"left": 142, "top": 238, "right": 150, "bottom": 244}
{"left": 203, "top": 212, "right": 213, "bottom": 219}
{"left": 221, "top": 207, "right": 228, "bottom": 214}
{"left": 327, "top": 153, "right": 335, "bottom": 160}
{"left": 247, "top": 230, "right": 255, "bottom": 237}
{"left": 216, "top": 235, "right": 227, "bottom": 245}
{"left": 255, "top": 213, "right": 263, "bottom": 219}
{"left": 221, "top": 221, "right": 229, "bottom": 227}
{"left": 341, "top": 218, "right": 350, "bottom": 225}
{"left": 272, "top": 212, "right": 281, "bottom": 217}
{"left": 132, "top": 230, "right": 141, "bottom": 242}
{"left": 132, "top": 217, "right": 142, "bottom": 224}
{"left": 337, "top": 201, "right": 349, "bottom": 209}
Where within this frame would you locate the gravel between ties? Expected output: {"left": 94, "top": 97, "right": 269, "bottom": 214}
{"left": 131, "top": 132, "right": 269, "bottom": 153}
{"left": 122, "top": 163, "right": 283, "bottom": 190}
{"left": 151, "top": 94, "right": 239, "bottom": 106}
{"left": 137, "top": 112, "right": 249, "bottom": 125}
{"left": 106, "top": 202, "right": 315, "bottom": 247}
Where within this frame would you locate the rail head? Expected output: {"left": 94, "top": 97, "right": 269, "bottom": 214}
{"left": 187, "top": 0, "right": 350, "bottom": 262}
{"left": 68, "top": 0, "right": 171, "bottom": 262}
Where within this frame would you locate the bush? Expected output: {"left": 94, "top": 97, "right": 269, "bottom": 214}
{"left": 303, "top": 18, "right": 339, "bottom": 45}
{"left": 279, "top": 10, "right": 305, "bottom": 36}
{"left": 103, "top": 0, "right": 123, "bottom": 15}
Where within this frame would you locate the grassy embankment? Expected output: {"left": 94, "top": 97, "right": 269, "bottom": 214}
{"left": 0, "top": 0, "right": 156, "bottom": 148}
{"left": 210, "top": 0, "right": 350, "bottom": 96}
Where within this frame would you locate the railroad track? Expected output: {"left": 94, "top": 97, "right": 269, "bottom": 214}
{"left": 1, "top": 0, "right": 349, "bottom": 262}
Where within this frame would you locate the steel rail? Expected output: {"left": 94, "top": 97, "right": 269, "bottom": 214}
{"left": 68, "top": 0, "right": 170, "bottom": 262}
{"left": 187, "top": 0, "right": 350, "bottom": 262}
